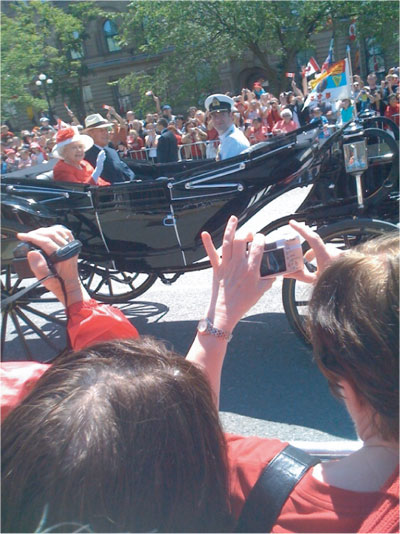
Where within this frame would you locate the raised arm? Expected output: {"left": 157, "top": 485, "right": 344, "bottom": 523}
{"left": 16, "top": 225, "right": 138, "bottom": 348}
{"left": 186, "top": 216, "right": 276, "bottom": 406}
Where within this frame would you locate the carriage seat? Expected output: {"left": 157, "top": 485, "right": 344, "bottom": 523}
{"left": 36, "top": 170, "right": 54, "bottom": 180}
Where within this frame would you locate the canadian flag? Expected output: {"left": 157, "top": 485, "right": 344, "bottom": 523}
{"left": 305, "top": 57, "right": 320, "bottom": 77}
{"left": 285, "top": 72, "right": 295, "bottom": 78}
{"left": 349, "top": 20, "right": 356, "bottom": 41}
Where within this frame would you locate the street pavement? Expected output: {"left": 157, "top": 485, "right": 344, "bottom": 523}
{"left": 4, "top": 186, "right": 358, "bottom": 443}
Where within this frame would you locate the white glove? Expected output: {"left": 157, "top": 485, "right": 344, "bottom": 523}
{"left": 91, "top": 149, "right": 106, "bottom": 183}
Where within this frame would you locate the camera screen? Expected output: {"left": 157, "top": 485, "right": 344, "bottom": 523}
{"left": 260, "top": 248, "right": 286, "bottom": 276}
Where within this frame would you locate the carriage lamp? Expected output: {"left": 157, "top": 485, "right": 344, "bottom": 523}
{"left": 342, "top": 122, "right": 368, "bottom": 208}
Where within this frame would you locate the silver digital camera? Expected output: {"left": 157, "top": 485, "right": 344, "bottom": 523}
{"left": 260, "top": 235, "right": 304, "bottom": 277}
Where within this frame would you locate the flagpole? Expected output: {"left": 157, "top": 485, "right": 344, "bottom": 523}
{"left": 346, "top": 45, "right": 357, "bottom": 119}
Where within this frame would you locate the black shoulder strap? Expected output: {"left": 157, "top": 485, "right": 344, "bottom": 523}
{"left": 235, "top": 444, "right": 320, "bottom": 533}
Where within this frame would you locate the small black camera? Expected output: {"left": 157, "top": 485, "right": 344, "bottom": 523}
{"left": 12, "top": 240, "right": 82, "bottom": 279}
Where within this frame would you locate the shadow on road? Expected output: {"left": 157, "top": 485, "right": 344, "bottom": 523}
{"left": 4, "top": 300, "right": 356, "bottom": 440}
{"left": 136, "top": 309, "right": 356, "bottom": 441}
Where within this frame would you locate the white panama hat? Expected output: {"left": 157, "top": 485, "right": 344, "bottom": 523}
{"left": 84, "top": 113, "right": 114, "bottom": 129}
{"left": 52, "top": 126, "right": 93, "bottom": 159}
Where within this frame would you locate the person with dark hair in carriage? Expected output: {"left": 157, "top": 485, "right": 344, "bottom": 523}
{"left": 156, "top": 117, "right": 179, "bottom": 163}
{"left": 1, "top": 216, "right": 398, "bottom": 533}
{"left": 84, "top": 113, "right": 135, "bottom": 183}
{"left": 205, "top": 94, "right": 250, "bottom": 160}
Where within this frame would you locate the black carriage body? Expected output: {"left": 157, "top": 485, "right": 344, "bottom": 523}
{"left": 2, "top": 128, "right": 318, "bottom": 274}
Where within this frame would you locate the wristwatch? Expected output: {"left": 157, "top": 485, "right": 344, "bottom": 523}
{"left": 197, "top": 318, "right": 233, "bottom": 342}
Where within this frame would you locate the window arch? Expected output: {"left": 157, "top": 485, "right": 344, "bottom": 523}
{"left": 103, "top": 19, "right": 121, "bottom": 53}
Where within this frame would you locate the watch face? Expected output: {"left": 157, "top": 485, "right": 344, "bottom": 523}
{"left": 197, "top": 319, "right": 208, "bottom": 333}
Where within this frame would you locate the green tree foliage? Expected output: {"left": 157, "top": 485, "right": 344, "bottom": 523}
{"left": 1, "top": 0, "right": 99, "bottom": 122}
{"left": 116, "top": 0, "right": 399, "bottom": 111}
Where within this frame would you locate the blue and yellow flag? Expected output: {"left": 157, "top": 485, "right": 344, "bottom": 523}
{"left": 303, "top": 59, "right": 351, "bottom": 109}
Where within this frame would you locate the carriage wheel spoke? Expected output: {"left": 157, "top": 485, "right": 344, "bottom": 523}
{"left": 107, "top": 277, "right": 114, "bottom": 296}
{"left": 14, "top": 308, "right": 61, "bottom": 352}
{"left": 86, "top": 269, "right": 95, "bottom": 286}
{"left": 1, "top": 312, "right": 9, "bottom": 357}
{"left": 23, "top": 304, "right": 66, "bottom": 326}
{"left": 10, "top": 310, "right": 34, "bottom": 360}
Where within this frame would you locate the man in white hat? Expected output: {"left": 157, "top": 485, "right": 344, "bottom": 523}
{"left": 84, "top": 113, "right": 134, "bottom": 183}
{"left": 204, "top": 94, "right": 249, "bottom": 160}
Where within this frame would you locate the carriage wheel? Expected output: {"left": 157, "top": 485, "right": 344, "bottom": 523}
{"left": 281, "top": 218, "right": 398, "bottom": 347}
{"left": 78, "top": 260, "right": 157, "bottom": 303}
{"left": 362, "top": 127, "right": 399, "bottom": 192}
{"left": 1, "top": 266, "right": 67, "bottom": 362}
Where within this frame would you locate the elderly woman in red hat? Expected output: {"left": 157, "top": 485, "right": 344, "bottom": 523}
{"left": 53, "top": 127, "right": 110, "bottom": 186}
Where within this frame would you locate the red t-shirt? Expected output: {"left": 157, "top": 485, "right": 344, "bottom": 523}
{"left": 127, "top": 136, "right": 146, "bottom": 160}
{"left": 226, "top": 433, "right": 399, "bottom": 533}
{"left": 384, "top": 103, "right": 399, "bottom": 126}
{"left": 272, "top": 119, "right": 298, "bottom": 135}
{"left": 247, "top": 125, "right": 269, "bottom": 144}
{"left": 266, "top": 108, "right": 282, "bottom": 130}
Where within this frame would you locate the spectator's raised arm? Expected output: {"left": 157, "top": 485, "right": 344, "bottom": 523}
{"left": 186, "top": 216, "right": 276, "bottom": 405}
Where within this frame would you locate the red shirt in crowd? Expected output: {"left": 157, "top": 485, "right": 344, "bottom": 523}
{"left": 266, "top": 108, "right": 282, "bottom": 130}
{"left": 247, "top": 124, "right": 269, "bottom": 144}
{"left": 384, "top": 102, "right": 400, "bottom": 126}
{"left": 127, "top": 135, "right": 146, "bottom": 160}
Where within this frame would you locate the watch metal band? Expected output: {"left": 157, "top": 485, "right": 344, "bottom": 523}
{"left": 197, "top": 318, "right": 233, "bottom": 342}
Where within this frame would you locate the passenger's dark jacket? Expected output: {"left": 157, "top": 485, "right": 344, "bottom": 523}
{"left": 157, "top": 129, "right": 178, "bottom": 163}
{"left": 85, "top": 144, "right": 134, "bottom": 183}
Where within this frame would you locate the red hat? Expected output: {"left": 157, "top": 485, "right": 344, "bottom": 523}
{"left": 253, "top": 82, "right": 262, "bottom": 89}
{"left": 52, "top": 126, "right": 93, "bottom": 159}
{"left": 5, "top": 148, "right": 15, "bottom": 155}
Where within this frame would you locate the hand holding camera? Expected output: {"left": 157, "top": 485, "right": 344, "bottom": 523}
{"left": 201, "top": 216, "right": 276, "bottom": 335}
{"left": 13, "top": 226, "right": 88, "bottom": 306}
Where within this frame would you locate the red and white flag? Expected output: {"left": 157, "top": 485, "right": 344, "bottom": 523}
{"left": 57, "top": 118, "right": 69, "bottom": 130}
{"left": 349, "top": 20, "right": 356, "bottom": 41}
{"left": 285, "top": 72, "right": 295, "bottom": 78}
{"left": 305, "top": 57, "right": 320, "bottom": 77}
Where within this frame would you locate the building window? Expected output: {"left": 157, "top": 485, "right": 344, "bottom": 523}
{"left": 103, "top": 20, "right": 121, "bottom": 53}
{"left": 82, "top": 85, "right": 93, "bottom": 104}
{"left": 82, "top": 85, "right": 95, "bottom": 113}
{"left": 70, "top": 30, "right": 84, "bottom": 59}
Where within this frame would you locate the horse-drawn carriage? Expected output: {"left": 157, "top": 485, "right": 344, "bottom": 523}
{"left": 2, "top": 115, "right": 398, "bottom": 360}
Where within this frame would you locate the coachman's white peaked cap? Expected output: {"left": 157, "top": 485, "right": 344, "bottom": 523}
{"left": 205, "top": 94, "right": 236, "bottom": 113}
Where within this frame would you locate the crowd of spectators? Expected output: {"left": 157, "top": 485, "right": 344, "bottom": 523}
{"left": 1, "top": 66, "right": 398, "bottom": 174}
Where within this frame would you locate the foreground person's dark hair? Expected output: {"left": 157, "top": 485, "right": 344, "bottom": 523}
{"left": 308, "top": 233, "right": 399, "bottom": 441}
{"left": 2, "top": 338, "right": 232, "bottom": 533}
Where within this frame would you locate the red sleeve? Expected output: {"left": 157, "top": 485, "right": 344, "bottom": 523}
{"left": 67, "top": 299, "right": 139, "bottom": 351}
{"left": 225, "top": 433, "right": 287, "bottom": 519}
{"left": 1, "top": 300, "right": 138, "bottom": 421}
{"left": 1, "top": 362, "right": 50, "bottom": 422}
